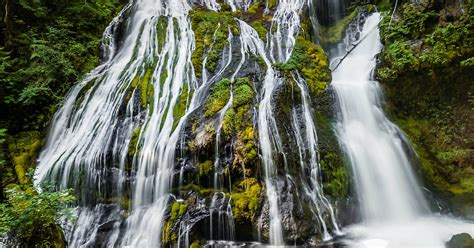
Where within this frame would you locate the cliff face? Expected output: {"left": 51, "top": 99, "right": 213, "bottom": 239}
{"left": 376, "top": 0, "right": 474, "bottom": 218}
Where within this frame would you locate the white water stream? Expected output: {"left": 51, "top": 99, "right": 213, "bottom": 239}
{"left": 332, "top": 12, "right": 474, "bottom": 247}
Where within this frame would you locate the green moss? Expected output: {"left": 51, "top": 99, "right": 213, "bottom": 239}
{"left": 378, "top": 4, "right": 473, "bottom": 80}
{"left": 222, "top": 108, "right": 236, "bottom": 136}
{"left": 180, "top": 184, "right": 221, "bottom": 197}
{"left": 173, "top": 83, "right": 193, "bottom": 129}
{"left": 380, "top": 4, "right": 438, "bottom": 42}
{"left": 162, "top": 220, "right": 173, "bottom": 244}
{"left": 7, "top": 132, "right": 42, "bottom": 184}
{"left": 320, "top": 152, "right": 348, "bottom": 198}
{"left": 156, "top": 16, "right": 168, "bottom": 52}
{"left": 221, "top": 77, "right": 255, "bottom": 138}
{"left": 130, "top": 65, "right": 155, "bottom": 108}
{"left": 251, "top": 20, "right": 267, "bottom": 42}
{"left": 128, "top": 127, "right": 141, "bottom": 159}
{"left": 319, "top": 9, "right": 357, "bottom": 45}
{"left": 394, "top": 115, "right": 473, "bottom": 218}
{"left": 179, "top": 203, "right": 187, "bottom": 216}
{"left": 247, "top": 2, "right": 260, "bottom": 14}
{"left": 232, "top": 126, "right": 258, "bottom": 174}
{"left": 163, "top": 201, "right": 188, "bottom": 244}
{"left": 190, "top": 241, "right": 201, "bottom": 248}
{"left": 170, "top": 202, "right": 180, "bottom": 221}
{"left": 377, "top": 0, "right": 392, "bottom": 12}
{"left": 233, "top": 78, "right": 254, "bottom": 107}
{"left": 231, "top": 177, "right": 261, "bottom": 223}
{"left": 196, "top": 160, "right": 213, "bottom": 176}
{"left": 268, "top": 0, "right": 278, "bottom": 9}
{"left": 275, "top": 36, "right": 331, "bottom": 96}
{"left": 190, "top": 10, "right": 237, "bottom": 78}
{"left": 204, "top": 78, "right": 231, "bottom": 117}
{"left": 256, "top": 56, "right": 268, "bottom": 70}
{"left": 378, "top": 5, "right": 473, "bottom": 217}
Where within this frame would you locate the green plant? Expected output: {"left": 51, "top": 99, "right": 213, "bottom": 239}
{"left": 0, "top": 184, "right": 75, "bottom": 246}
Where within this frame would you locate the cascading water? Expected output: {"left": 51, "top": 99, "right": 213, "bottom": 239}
{"left": 37, "top": 0, "right": 200, "bottom": 246}
{"left": 332, "top": 12, "right": 429, "bottom": 223}
{"left": 35, "top": 0, "right": 343, "bottom": 246}
{"left": 331, "top": 12, "right": 474, "bottom": 247}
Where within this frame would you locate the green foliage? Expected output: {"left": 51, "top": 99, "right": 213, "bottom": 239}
{"left": 376, "top": 0, "right": 392, "bottom": 12}
{"left": 0, "top": 184, "right": 75, "bottom": 247}
{"left": 378, "top": 3, "right": 474, "bottom": 212}
{"left": 163, "top": 201, "right": 188, "bottom": 244}
{"left": 378, "top": 3, "right": 474, "bottom": 80}
{"left": 380, "top": 4, "right": 438, "bottom": 41}
{"left": 170, "top": 202, "right": 187, "bottom": 221}
{"left": 268, "top": 0, "right": 278, "bottom": 9}
{"left": 420, "top": 22, "right": 474, "bottom": 68}
{"left": 386, "top": 41, "right": 418, "bottom": 69}
{"left": 173, "top": 83, "right": 193, "bottom": 130}
{"left": 130, "top": 65, "right": 155, "bottom": 108}
{"left": 0, "top": 0, "right": 125, "bottom": 132}
{"left": 190, "top": 241, "right": 201, "bottom": 248}
{"left": 0, "top": 129, "right": 6, "bottom": 167}
{"left": 247, "top": 2, "right": 260, "bottom": 14}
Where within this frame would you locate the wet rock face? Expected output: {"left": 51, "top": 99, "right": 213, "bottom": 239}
{"left": 256, "top": 176, "right": 318, "bottom": 245}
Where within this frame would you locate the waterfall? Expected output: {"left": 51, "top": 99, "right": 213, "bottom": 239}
{"left": 332, "top": 13, "right": 429, "bottom": 222}
{"left": 332, "top": 12, "right": 474, "bottom": 247}
{"left": 36, "top": 0, "right": 199, "bottom": 246}
{"left": 34, "top": 0, "right": 343, "bottom": 246}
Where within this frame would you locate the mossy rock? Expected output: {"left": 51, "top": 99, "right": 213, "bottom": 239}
{"left": 321, "top": 152, "right": 349, "bottom": 198}
{"left": 231, "top": 177, "right": 262, "bottom": 223}
{"left": 127, "top": 127, "right": 141, "bottom": 163}
{"left": 196, "top": 160, "right": 213, "bottom": 176}
{"left": 275, "top": 36, "right": 331, "bottom": 97}
{"left": 7, "top": 131, "right": 42, "bottom": 184}
{"left": 319, "top": 8, "right": 358, "bottom": 45}
{"left": 190, "top": 10, "right": 238, "bottom": 78}
{"left": 221, "top": 77, "right": 255, "bottom": 138}
{"left": 377, "top": 2, "right": 474, "bottom": 218}
{"left": 162, "top": 201, "right": 189, "bottom": 245}
{"left": 130, "top": 65, "right": 155, "bottom": 108}
{"left": 204, "top": 78, "right": 231, "bottom": 118}
{"left": 446, "top": 233, "right": 474, "bottom": 248}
